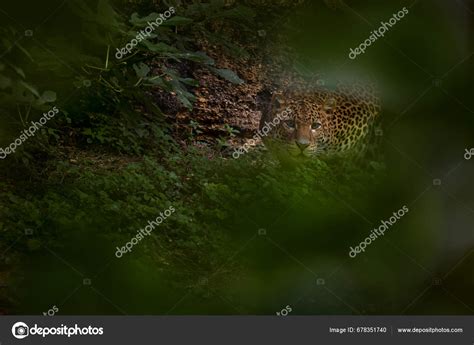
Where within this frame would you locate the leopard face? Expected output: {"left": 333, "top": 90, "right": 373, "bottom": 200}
{"left": 262, "top": 98, "right": 328, "bottom": 157}
{"left": 260, "top": 82, "right": 380, "bottom": 158}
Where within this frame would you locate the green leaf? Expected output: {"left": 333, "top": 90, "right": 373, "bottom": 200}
{"left": 40, "top": 90, "right": 57, "bottom": 103}
{"left": 133, "top": 62, "right": 151, "bottom": 78}
{"left": 145, "top": 76, "right": 168, "bottom": 89}
{"left": 167, "top": 51, "right": 214, "bottom": 65}
{"left": 141, "top": 40, "right": 178, "bottom": 53}
{"left": 10, "top": 64, "right": 26, "bottom": 79}
{"left": 161, "top": 16, "right": 193, "bottom": 26}
{"left": 209, "top": 67, "right": 244, "bottom": 84}
{"left": 27, "top": 239, "right": 42, "bottom": 251}
{"left": 180, "top": 78, "right": 199, "bottom": 87}
{"left": 82, "top": 128, "right": 93, "bottom": 136}
{"left": 14, "top": 42, "right": 34, "bottom": 62}
{"left": 129, "top": 12, "right": 159, "bottom": 26}
{"left": 130, "top": 12, "right": 192, "bottom": 27}
{"left": 174, "top": 86, "right": 195, "bottom": 109}
{"left": 19, "top": 81, "right": 40, "bottom": 97}
{"left": 0, "top": 74, "right": 11, "bottom": 89}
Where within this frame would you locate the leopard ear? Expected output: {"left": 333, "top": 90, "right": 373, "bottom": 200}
{"left": 258, "top": 90, "right": 286, "bottom": 129}
{"left": 257, "top": 89, "right": 280, "bottom": 115}
{"left": 322, "top": 96, "right": 337, "bottom": 115}
{"left": 270, "top": 92, "right": 286, "bottom": 113}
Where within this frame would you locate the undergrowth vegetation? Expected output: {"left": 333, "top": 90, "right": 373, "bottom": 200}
{"left": 0, "top": 0, "right": 382, "bottom": 313}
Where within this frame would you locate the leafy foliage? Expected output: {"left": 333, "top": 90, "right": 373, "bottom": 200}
{"left": 0, "top": 0, "right": 385, "bottom": 314}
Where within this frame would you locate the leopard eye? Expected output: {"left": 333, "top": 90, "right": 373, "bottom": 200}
{"left": 312, "top": 122, "right": 321, "bottom": 130}
{"left": 285, "top": 120, "right": 295, "bottom": 129}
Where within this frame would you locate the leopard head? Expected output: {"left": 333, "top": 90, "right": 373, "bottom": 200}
{"left": 260, "top": 88, "right": 335, "bottom": 157}
{"left": 259, "top": 81, "right": 380, "bottom": 159}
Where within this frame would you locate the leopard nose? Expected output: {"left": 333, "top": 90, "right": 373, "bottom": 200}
{"left": 296, "top": 139, "right": 310, "bottom": 151}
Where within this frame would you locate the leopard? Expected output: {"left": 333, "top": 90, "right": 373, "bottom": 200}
{"left": 258, "top": 80, "right": 381, "bottom": 161}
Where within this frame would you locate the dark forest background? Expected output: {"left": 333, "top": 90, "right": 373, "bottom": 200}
{"left": 0, "top": 0, "right": 472, "bottom": 315}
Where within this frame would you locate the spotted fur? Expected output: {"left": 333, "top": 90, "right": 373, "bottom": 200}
{"left": 259, "top": 81, "right": 380, "bottom": 159}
